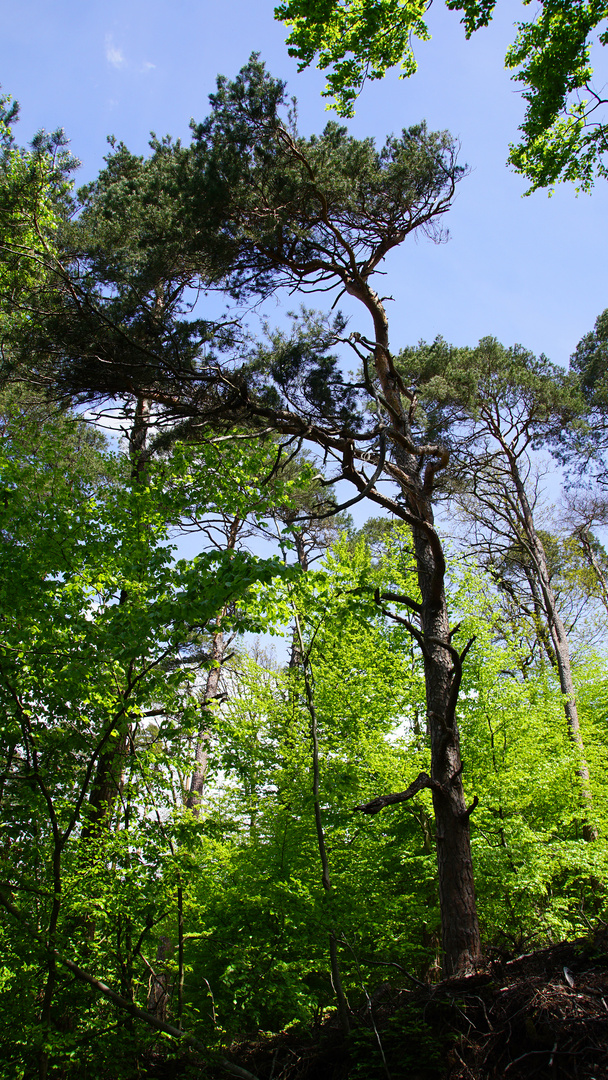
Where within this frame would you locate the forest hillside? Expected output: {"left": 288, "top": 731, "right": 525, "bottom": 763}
{"left": 2, "top": 27, "right": 608, "bottom": 1080}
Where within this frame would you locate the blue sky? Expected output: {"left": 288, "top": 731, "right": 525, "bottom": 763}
{"left": 3, "top": 0, "right": 607, "bottom": 368}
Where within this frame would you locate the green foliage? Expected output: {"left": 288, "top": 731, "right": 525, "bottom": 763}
{"left": 189, "top": 58, "right": 464, "bottom": 302}
{"left": 2, "top": 401, "right": 608, "bottom": 1070}
{"left": 0, "top": 94, "right": 77, "bottom": 344}
{"left": 449, "top": 563, "right": 608, "bottom": 947}
{"left": 276, "top": 0, "right": 431, "bottom": 114}
{"left": 180, "top": 536, "right": 435, "bottom": 1034}
{"left": 505, "top": 0, "right": 608, "bottom": 190}
{"left": 2, "top": 56, "right": 608, "bottom": 1074}
{"left": 275, "top": 0, "right": 608, "bottom": 189}
{"left": 172, "top": 534, "right": 608, "bottom": 1041}
{"left": 555, "top": 307, "right": 608, "bottom": 480}
{"left": 570, "top": 306, "right": 608, "bottom": 467}
{"left": 571, "top": 307, "right": 608, "bottom": 404}
{"left": 398, "top": 334, "right": 582, "bottom": 443}
{"left": 0, "top": 392, "right": 294, "bottom": 1073}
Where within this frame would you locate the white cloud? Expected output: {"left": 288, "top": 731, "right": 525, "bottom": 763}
{"left": 105, "top": 35, "right": 125, "bottom": 69}
{"left": 141, "top": 61, "right": 156, "bottom": 72}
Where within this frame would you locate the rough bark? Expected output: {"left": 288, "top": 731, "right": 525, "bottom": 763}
{"left": 413, "top": 521, "right": 481, "bottom": 974}
{"left": 349, "top": 276, "right": 482, "bottom": 975}
{"left": 146, "top": 934, "right": 173, "bottom": 1021}
{"left": 521, "top": 564, "right": 559, "bottom": 669}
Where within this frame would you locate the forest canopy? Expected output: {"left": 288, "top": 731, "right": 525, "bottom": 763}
{"left": 0, "top": 56, "right": 607, "bottom": 1080}
{"left": 274, "top": 0, "right": 608, "bottom": 190}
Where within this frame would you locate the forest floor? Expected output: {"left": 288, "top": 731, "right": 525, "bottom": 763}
{"left": 201, "top": 930, "right": 608, "bottom": 1080}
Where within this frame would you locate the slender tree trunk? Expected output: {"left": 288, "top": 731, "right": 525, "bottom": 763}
{"left": 509, "top": 464, "right": 597, "bottom": 841}
{"left": 576, "top": 527, "right": 608, "bottom": 620}
{"left": 39, "top": 837, "right": 62, "bottom": 1080}
{"left": 521, "top": 566, "right": 559, "bottom": 669}
{"left": 82, "top": 396, "right": 150, "bottom": 842}
{"left": 288, "top": 532, "right": 309, "bottom": 667}
{"left": 294, "top": 613, "right": 350, "bottom": 1031}
{"left": 187, "top": 513, "right": 240, "bottom": 816}
{"left": 186, "top": 633, "right": 224, "bottom": 815}
{"left": 177, "top": 886, "right": 185, "bottom": 1028}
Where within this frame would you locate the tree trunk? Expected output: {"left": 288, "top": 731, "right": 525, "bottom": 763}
{"left": 509, "top": 464, "right": 597, "bottom": 841}
{"left": 346, "top": 279, "right": 483, "bottom": 975}
{"left": 81, "top": 397, "right": 150, "bottom": 841}
{"left": 576, "top": 527, "right": 608, "bottom": 621}
{"left": 521, "top": 565, "right": 559, "bottom": 669}
{"left": 294, "top": 613, "right": 350, "bottom": 1031}
{"left": 146, "top": 934, "right": 173, "bottom": 1021}
{"left": 288, "top": 531, "right": 309, "bottom": 667}
{"left": 412, "top": 521, "right": 482, "bottom": 975}
{"left": 186, "top": 631, "right": 224, "bottom": 815}
{"left": 187, "top": 513, "right": 241, "bottom": 816}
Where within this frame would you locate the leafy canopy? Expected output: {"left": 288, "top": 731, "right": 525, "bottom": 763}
{"left": 0, "top": 92, "right": 77, "bottom": 336}
{"left": 275, "top": 0, "right": 608, "bottom": 190}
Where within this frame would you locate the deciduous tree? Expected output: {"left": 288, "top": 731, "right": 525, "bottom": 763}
{"left": 275, "top": 0, "right": 608, "bottom": 189}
